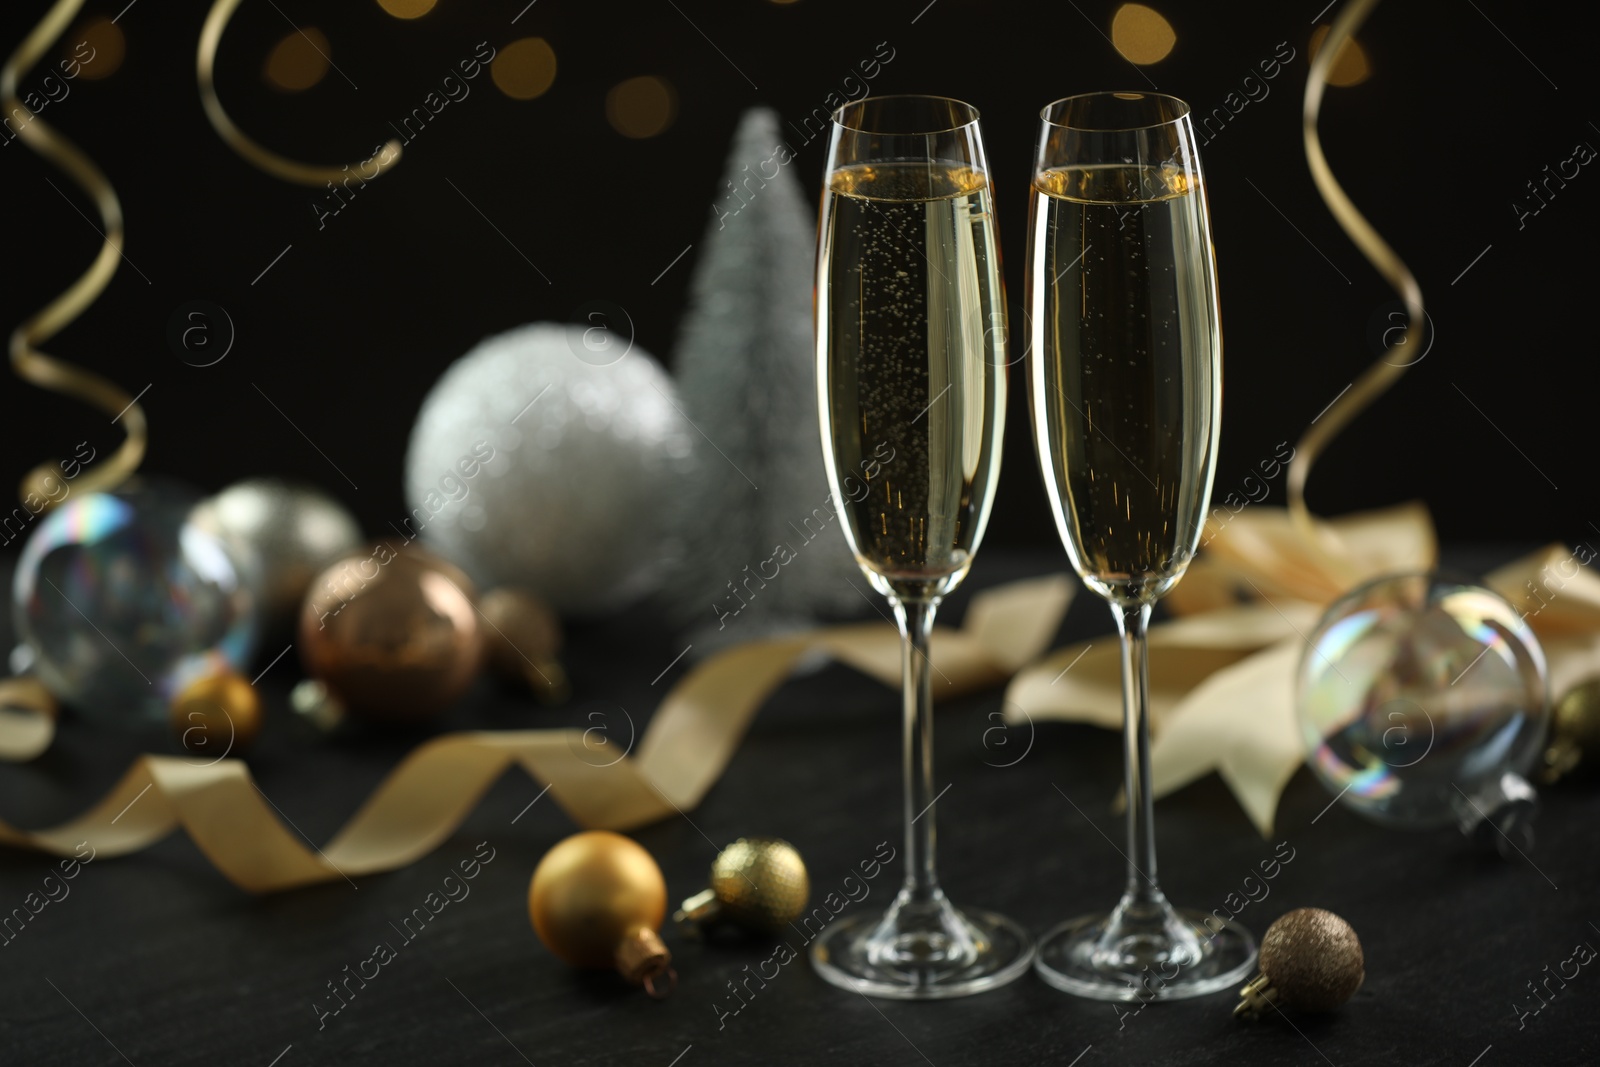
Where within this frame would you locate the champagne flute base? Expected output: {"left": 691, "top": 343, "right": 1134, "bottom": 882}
{"left": 809, "top": 893, "right": 1034, "bottom": 1000}
{"left": 1034, "top": 908, "right": 1255, "bottom": 1002}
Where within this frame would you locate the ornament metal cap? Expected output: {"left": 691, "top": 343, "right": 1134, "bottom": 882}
{"left": 674, "top": 836, "right": 809, "bottom": 937}
{"left": 1455, "top": 771, "right": 1538, "bottom": 857}
{"left": 615, "top": 926, "right": 675, "bottom": 998}
{"left": 1236, "top": 907, "right": 1363, "bottom": 1020}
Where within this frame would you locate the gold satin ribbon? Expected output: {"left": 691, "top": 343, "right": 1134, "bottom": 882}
{"left": 2, "top": 0, "right": 146, "bottom": 504}
{"left": 0, "top": 575, "right": 1073, "bottom": 892}
{"left": 1009, "top": 505, "right": 1600, "bottom": 834}
{"left": 0, "top": 679, "right": 57, "bottom": 763}
{"left": 1288, "top": 0, "right": 1423, "bottom": 576}
{"left": 199, "top": 0, "right": 404, "bottom": 186}
{"left": 1007, "top": 505, "right": 1432, "bottom": 834}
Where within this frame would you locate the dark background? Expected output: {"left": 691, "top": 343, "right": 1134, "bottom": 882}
{"left": 0, "top": 0, "right": 1592, "bottom": 553}
{"left": 2, "top": 3, "right": 1598, "bottom": 1066}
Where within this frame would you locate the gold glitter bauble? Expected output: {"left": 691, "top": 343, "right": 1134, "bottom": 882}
{"left": 675, "top": 836, "right": 809, "bottom": 935}
{"left": 1237, "top": 907, "right": 1364, "bottom": 1018}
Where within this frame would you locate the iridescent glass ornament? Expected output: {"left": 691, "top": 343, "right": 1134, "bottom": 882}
{"left": 13, "top": 483, "right": 259, "bottom": 726}
{"left": 1298, "top": 573, "right": 1548, "bottom": 845}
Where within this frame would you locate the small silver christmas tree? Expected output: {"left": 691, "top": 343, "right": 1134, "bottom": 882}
{"left": 663, "top": 107, "right": 864, "bottom": 649}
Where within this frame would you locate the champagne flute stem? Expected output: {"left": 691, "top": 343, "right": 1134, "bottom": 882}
{"left": 892, "top": 595, "right": 941, "bottom": 903}
{"left": 1115, "top": 602, "right": 1160, "bottom": 906}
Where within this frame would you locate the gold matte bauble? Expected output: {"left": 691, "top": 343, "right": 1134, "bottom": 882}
{"left": 675, "top": 836, "right": 809, "bottom": 935}
{"left": 298, "top": 545, "right": 483, "bottom": 722}
{"left": 171, "top": 669, "right": 261, "bottom": 756}
{"left": 1236, "top": 907, "right": 1364, "bottom": 1019}
{"left": 529, "top": 830, "right": 671, "bottom": 990}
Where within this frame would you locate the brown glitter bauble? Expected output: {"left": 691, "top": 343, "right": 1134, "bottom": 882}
{"left": 1257, "top": 907, "right": 1365, "bottom": 1012}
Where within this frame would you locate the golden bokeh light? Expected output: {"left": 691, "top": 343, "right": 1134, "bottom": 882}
{"left": 1309, "top": 25, "right": 1371, "bottom": 87}
{"left": 606, "top": 76, "right": 677, "bottom": 139}
{"left": 1111, "top": 4, "right": 1176, "bottom": 66}
{"left": 264, "top": 28, "right": 331, "bottom": 92}
{"left": 376, "top": 0, "right": 438, "bottom": 17}
{"left": 491, "top": 37, "right": 557, "bottom": 101}
{"left": 68, "top": 17, "right": 125, "bottom": 81}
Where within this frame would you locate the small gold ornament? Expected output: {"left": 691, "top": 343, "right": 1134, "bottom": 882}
{"left": 1236, "top": 907, "right": 1364, "bottom": 1019}
{"left": 171, "top": 670, "right": 261, "bottom": 756}
{"left": 675, "top": 836, "right": 809, "bottom": 936}
{"left": 478, "top": 587, "right": 569, "bottom": 704}
{"left": 1542, "top": 678, "right": 1600, "bottom": 783}
{"left": 529, "top": 830, "right": 674, "bottom": 996}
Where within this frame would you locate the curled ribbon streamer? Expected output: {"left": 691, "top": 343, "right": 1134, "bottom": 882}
{"left": 1287, "top": 0, "right": 1424, "bottom": 574}
{"left": 199, "top": 0, "right": 403, "bottom": 186}
{"left": 2, "top": 0, "right": 146, "bottom": 504}
{"left": 0, "top": 575, "right": 1073, "bottom": 892}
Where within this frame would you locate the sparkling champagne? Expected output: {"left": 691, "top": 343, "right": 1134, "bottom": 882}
{"left": 1027, "top": 163, "right": 1220, "bottom": 602}
{"left": 817, "top": 161, "right": 1006, "bottom": 595}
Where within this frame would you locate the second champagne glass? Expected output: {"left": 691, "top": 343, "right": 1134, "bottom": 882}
{"left": 810, "top": 94, "right": 1032, "bottom": 999}
{"left": 1025, "top": 92, "right": 1257, "bottom": 1000}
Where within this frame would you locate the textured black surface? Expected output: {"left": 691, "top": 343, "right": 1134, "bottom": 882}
{"left": 0, "top": 549, "right": 1595, "bottom": 1067}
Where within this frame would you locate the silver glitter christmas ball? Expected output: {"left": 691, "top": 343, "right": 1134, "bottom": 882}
{"left": 404, "top": 323, "right": 694, "bottom": 616}
{"left": 193, "top": 479, "right": 364, "bottom": 634}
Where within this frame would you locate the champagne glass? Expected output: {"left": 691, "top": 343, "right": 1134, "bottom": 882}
{"left": 1025, "top": 92, "right": 1256, "bottom": 1000}
{"left": 810, "top": 94, "right": 1031, "bottom": 999}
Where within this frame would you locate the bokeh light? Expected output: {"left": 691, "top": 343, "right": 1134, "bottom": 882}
{"left": 492, "top": 38, "right": 558, "bottom": 101}
{"left": 263, "top": 28, "right": 331, "bottom": 92}
{"left": 377, "top": 0, "right": 438, "bottom": 18}
{"left": 68, "top": 17, "right": 125, "bottom": 81}
{"left": 1310, "top": 25, "right": 1372, "bottom": 87}
{"left": 1111, "top": 4, "right": 1176, "bottom": 66}
{"left": 606, "top": 76, "right": 677, "bottom": 139}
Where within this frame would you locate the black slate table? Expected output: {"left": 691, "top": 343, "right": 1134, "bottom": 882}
{"left": 1, "top": 549, "right": 1594, "bottom": 1066}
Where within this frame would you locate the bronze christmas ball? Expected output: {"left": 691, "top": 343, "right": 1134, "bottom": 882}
{"left": 298, "top": 544, "right": 483, "bottom": 722}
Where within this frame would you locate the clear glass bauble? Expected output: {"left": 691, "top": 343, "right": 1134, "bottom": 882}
{"left": 12, "top": 483, "right": 260, "bottom": 726}
{"left": 1297, "top": 572, "right": 1548, "bottom": 834}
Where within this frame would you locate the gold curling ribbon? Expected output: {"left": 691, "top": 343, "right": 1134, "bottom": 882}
{"left": 0, "top": 575, "right": 1073, "bottom": 892}
{"left": 1006, "top": 0, "right": 1453, "bottom": 835}
{"left": 199, "top": 0, "right": 403, "bottom": 186}
{"left": 2, "top": 0, "right": 146, "bottom": 504}
{"left": 1286, "top": 0, "right": 1424, "bottom": 577}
